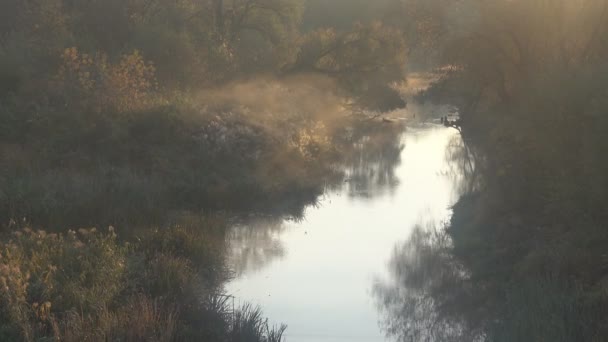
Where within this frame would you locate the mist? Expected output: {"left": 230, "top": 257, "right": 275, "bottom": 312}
{"left": 198, "top": 74, "right": 347, "bottom": 123}
{"left": 2, "top": 0, "right": 608, "bottom": 341}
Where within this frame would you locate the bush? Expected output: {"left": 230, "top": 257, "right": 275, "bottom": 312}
{"left": 54, "top": 47, "right": 157, "bottom": 113}
{"left": 0, "top": 223, "right": 286, "bottom": 342}
{"left": 0, "top": 227, "right": 126, "bottom": 340}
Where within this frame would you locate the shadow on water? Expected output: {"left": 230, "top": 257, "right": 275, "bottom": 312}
{"left": 372, "top": 213, "right": 601, "bottom": 342}
{"left": 372, "top": 225, "right": 481, "bottom": 342}
{"left": 371, "top": 129, "right": 485, "bottom": 342}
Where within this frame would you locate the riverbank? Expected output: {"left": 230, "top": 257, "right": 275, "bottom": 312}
{"left": 2, "top": 76, "right": 410, "bottom": 230}
{"left": 0, "top": 217, "right": 292, "bottom": 342}
{"left": 0, "top": 90, "right": 408, "bottom": 341}
{"left": 397, "top": 1, "right": 608, "bottom": 338}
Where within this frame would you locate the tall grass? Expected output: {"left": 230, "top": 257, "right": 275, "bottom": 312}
{"left": 231, "top": 304, "right": 287, "bottom": 342}
{"left": 0, "top": 223, "right": 286, "bottom": 342}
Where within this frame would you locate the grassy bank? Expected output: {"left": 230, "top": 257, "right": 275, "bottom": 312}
{"left": 0, "top": 217, "right": 288, "bottom": 342}
{"left": 1, "top": 88, "right": 342, "bottom": 229}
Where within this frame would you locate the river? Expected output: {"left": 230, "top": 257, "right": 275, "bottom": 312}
{"left": 227, "top": 123, "right": 465, "bottom": 342}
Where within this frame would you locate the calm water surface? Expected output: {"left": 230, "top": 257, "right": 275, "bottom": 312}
{"left": 227, "top": 124, "right": 464, "bottom": 342}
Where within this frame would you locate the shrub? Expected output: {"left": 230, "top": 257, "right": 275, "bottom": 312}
{"left": 0, "top": 223, "right": 287, "bottom": 341}
{"left": 55, "top": 47, "right": 157, "bottom": 113}
{"left": 0, "top": 227, "right": 126, "bottom": 341}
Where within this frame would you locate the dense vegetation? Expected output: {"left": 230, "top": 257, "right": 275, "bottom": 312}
{"left": 0, "top": 0, "right": 408, "bottom": 229}
{"left": 4, "top": 0, "right": 607, "bottom": 340}
{"left": 0, "top": 217, "right": 291, "bottom": 341}
{"left": 374, "top": 0, "right": 608, "bottom": 341}
{"left": 0, "top": 0, "right": 410, "bottom": 340}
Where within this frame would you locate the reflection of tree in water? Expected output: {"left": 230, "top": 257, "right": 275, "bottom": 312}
{"left": 228, "top": 217, "right": 286, "bottom": 276}
{"left": 373, "top": 226, "right": 482, "bottom": 342}
{"left": 227, "top": 122, "right": 408, "bottom": 276}
{"left": 336, "top": 122, "right": 406, "bottom": 198}
{"left": 443, "top": 134, "right": 479, "bottom": 197}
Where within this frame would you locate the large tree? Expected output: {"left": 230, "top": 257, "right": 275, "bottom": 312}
{"left": 291, "top": 22, "right": 408, "bottom": 112}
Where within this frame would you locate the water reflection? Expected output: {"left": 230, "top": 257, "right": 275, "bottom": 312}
{"left": 371, "top": 129, "right": 483, "bottom": 342}
{"left": 372, "top": 125, "right": 597, "bottom": 342}
{"left": 372, "top": 226, "right": 478, "bottom": 342}
{"left": 341, "top": 126, "right": 405, "bottom": 199}
{"left": 229, "top": 122, "right": 408, "bottom": 276}
{"left": 227, "top": 124, "right": 464, "bottom": 341}
{"left": 228, "top": 217, "right": 286, "bottom": 276}
{"left": 443, "top": 135, "right": 478, "bottom": 195}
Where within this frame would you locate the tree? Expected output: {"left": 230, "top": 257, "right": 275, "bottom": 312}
{"left": 413, "top": 1, "right": 608, "bottom": 338}
{"left": 291, "top": 22, "right": 408, "bottom": 112}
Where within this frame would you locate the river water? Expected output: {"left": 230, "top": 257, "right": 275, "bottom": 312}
{"left": 227, "top": 124, "right": 465, "bottom": 342}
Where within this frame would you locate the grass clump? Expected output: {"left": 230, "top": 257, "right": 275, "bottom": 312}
{"left": 231, "top": 304, "right": 287, "bottom": 342}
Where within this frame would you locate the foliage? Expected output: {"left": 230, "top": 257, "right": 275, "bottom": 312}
{"left": 55, "top": 47, "right": 157, "bottom": 112}
{"left": 0, "top": 227, "right": 126, "bottom": 340}
{"left": 302, "top": 0, "right": 396, "bottom": 31}
{"left": 0, "top": 223, "right": 286, "bottom": 342}
{"left": 401, "top": 0, "right": 608, "bottom": 340}
{"left": 0, "top": 2, "right": 413, "bottom": 340}
{"left": 0, "top": 0, "right": 410, "bottom": 228}
{"left": 222, "top": 0, "right": 305, "bottom": 71}
{"left": 292, "top": 22, "right": 408, "bottom": 112}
